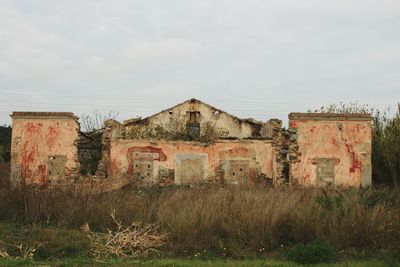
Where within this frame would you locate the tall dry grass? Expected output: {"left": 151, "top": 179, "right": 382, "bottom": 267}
{"left": 0, "top": 186, "right": 399, "bottom": 257}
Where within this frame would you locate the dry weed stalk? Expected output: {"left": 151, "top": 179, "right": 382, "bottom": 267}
{"left": 0, "top": 241, "right": 39, "bottom": 259}
{"left": 83, "top": 212, "right": 167, "bottom": 259}
{"left": 0, "top": 247, "right": 10, "bottom": 258}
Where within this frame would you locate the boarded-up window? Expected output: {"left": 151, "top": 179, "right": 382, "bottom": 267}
{"left": 226, "top": 160, "right": 250, "bottom": 185}
{"left": 48, "top": 155, "right": 67, "bottom": 183}
{"left": 180, "top": 159, "right": 204, "bottom": 183}
{"left": 317, "top": 158, "right": 335, "bottom": 186}
{"left": 132, "top": 160, "right": 153, "bottom": 180}
{"left": 175, "top": 154, "right": 208, "bottom": 184}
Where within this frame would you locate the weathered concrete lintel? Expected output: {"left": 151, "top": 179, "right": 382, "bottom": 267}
{"left": 11, "top": 112, "right": 77, "bottom": 120}
{"left": 289, "top": 112, "right": 372, "bottom": 121}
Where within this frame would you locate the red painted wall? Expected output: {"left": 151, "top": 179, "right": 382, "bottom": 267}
{"left": 108, "top": 139, "right": 276, "bottom": 185}
{"left": 10, "top": 113, "right": 79, "bottom": 186}
{"left": 289, "top": 114, "right": 372, "bottom": 187}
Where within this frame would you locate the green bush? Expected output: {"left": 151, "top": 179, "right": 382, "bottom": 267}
{"left": 0, "top": 223, "right": 89, "bottom": 260}
{"left": 0, "top": 125, "right": 11, "bottom": 162}
{"left": 285, "top": 240, "right": 336, "bottom": 264}
{"left": 372, "top": 106, "right": 400, "bottom": 187}
{"left": 33, "top": 227, "right": 90, "bottom": 259}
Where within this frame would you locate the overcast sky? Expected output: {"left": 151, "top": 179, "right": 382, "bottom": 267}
{"left": 0, "top": 0, "right": 399, "bottom": 126}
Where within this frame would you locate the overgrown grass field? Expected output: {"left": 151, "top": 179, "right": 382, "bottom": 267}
{"left": 0, "top": 186, "right": 399, "bottom": 266}
{"left": 0, "top": 257, "right": 391, "bottom": 267}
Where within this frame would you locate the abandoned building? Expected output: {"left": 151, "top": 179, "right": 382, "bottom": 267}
{"left": 9, "top": 99, "right": 372, "bottom": 188}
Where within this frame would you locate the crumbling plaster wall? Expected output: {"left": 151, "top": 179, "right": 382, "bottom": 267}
{"left": 124, "top": 99, "right": 263, "bottom": 139}
{"left": 107, "top": 139, "right": 276, "bottom": 186}
{"left": 10, "top": 112, "right": 80, "bottom": 187}
{"left": 9, "top": 108, "right": 373, "bottom": 189}
{"left": 289, "top": 113, "right": 372, "bottom": 187}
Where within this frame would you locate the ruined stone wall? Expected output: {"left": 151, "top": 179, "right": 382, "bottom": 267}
{"left": 289, "top": 113, "right": 372, "bottom": 187}
{"left": 266, "top": 119, "right": 298, "bottom": 185}
{"left": 96, "top": 119, "right": 124, "bottom": 178}
{"left": 10, "top": 112, "right": 80, "bottom": 187}
{"left": 77, "top": 130, "right": 102, "bottom": 176}
{"left": 107, "top": 139, "right": 276, "bottom": 186}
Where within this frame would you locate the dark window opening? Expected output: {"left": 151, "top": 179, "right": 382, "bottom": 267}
{"left": 187, "top": 111, "right": 201, "bottom": 140}
{"left": 283, "top": 162, "right": 289, "bottom": 184}
{"left": 77, "top": 131, "right": 102, "bottom": 176}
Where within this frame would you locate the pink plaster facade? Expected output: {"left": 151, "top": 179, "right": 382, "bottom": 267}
{"left": 289, "top": 113, "right": 372, "bottom": 187}
{"left": 108, "top": 139, "right": 276, "bottom": 185}
{"left": 10, "top": 112, "right": 80, "bottom": 186}
{"left": 9, "top": 102, "right": 373, "bottom": 188}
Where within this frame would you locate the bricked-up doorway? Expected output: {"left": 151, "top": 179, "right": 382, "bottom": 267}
{"left": 317, "top": 158, "right": 335, "bottom": 186}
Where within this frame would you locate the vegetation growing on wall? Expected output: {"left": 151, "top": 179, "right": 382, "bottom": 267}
{"left": 309, "top": 102, "right": 400, "bottom": 187}
{"left": 126, "top": 114, "right": 229, "bottom": 143}
{"left": 308, "top": 101, "right": 373, "bottom": 114}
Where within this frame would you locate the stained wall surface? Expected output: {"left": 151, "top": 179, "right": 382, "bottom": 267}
{"left": 10, "top": 112, "right": 80, "bottom": 186}
{"left": 289, "top": 113, "right": 372, "bottom": 187}
{"left": 9, "top": 106, "right": 373, "bottom": 189}
{"left": 108, "top": 139, "right": 276, "bottom": 185}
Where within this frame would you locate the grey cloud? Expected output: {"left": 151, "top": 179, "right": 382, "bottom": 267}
{"left": 0, "top": 0, "right": 399, "bottom": 125}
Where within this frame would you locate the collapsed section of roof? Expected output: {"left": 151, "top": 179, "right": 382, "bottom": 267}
{"left": 119, "top": 98, "right": 279, "bottom": 141}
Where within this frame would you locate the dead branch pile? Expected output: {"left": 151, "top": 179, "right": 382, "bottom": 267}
{"left": 0, "top": 241, "right": 39, "bottom": 260}
{"left": 83, "top": 213, "right": 167, "bottom": 259}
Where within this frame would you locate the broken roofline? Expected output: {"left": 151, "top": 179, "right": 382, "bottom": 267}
{"left": 122, "top": 98, "right": 265, "bottom": 126}
{"left": 289, "top": 112, "right": 372, "bottom": 121}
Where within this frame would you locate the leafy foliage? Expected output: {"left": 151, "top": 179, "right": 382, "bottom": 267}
{"left": 372, "top": 105, "right": 400, "bottom": 186}
{"left": 285, "top": 240, "right": 336, "bottom": 264}
{"left": 0, "top": 125, "right": 11, "bottom": 162}
{"left": 0, "top": 223, "right": 89, "bottom": 260}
